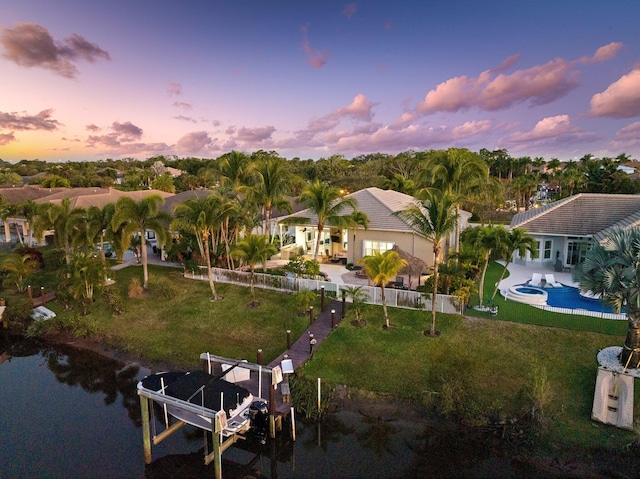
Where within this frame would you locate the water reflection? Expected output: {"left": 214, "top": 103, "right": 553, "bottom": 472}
{"left": 1, "top": 336, "right": 531, "bottom": 478}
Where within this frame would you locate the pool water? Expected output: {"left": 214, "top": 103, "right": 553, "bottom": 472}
{"left": 544, "top": 285, "right": 621, "bottom": 314}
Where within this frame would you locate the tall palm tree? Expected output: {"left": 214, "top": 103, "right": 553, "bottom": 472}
{"left": 230, "top": 234, "right": 277, "bottom": 306}
{"left": 461, "top": 225, "right": 509, "bottom": 306}
{"left": 248, "top": 155, "right": 292, "bottom": 240}
{"left": 419, "top": 148, "right": 491, "bottom": 256}
{"left": 87, "top": 204, "right": 116, "bottom": 265}
{"left": 574, "top": 227, "right": 640, "bottom": 368}
{"left": 296, "top": 180, "right": 362, "bottom": 262}
{"left": 112, "top": 195, "right": 170, "bottom": 288}
{"left": 359, "top": 250, "right": 407, "bottom": 329}
{"left": 490, "top": 228, "right": 538, "bottom": 301}
{"left": 171, "top": 194, "right": 235, "bottom": 301}
{"left": 217, "top": 150, "right": 252, "bottom": 197}
{"left": 394, "top": 189, "right": 458, "bottom": 336}
{"left": 33, "top": 199, "right": 83, "bottom": 265}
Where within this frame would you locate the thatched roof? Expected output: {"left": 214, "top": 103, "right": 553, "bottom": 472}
{"left": 391, "top": 245, "right": 427, "bottom": 276}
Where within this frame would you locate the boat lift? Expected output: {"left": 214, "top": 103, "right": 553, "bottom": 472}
{"left": 138, "top": 352, "right": 287, "bottom": 479}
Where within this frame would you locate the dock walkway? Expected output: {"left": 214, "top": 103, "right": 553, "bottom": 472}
{"left": 208, "top": 299, "right": 344, "bottom": 416}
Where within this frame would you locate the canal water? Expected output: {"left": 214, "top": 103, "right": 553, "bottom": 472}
{"left": 0, "top": 336, "right": 525, "bottom": 478}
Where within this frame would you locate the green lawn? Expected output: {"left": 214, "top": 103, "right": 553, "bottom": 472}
{"left": 41, "top": 265, "right": 312, "bottom": 368}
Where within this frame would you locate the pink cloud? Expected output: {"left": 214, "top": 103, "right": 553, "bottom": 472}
{"left": 1, "top": 22, "right": 110, "bottom": 78}
{"left": 235, "top": 126, "right": 276, "bottom": 142}
{"left": 176, "top": 131, "right": 211, "bottom": 154}
{"left": 167, "top": 81, "right": 182, "bottom": 96}
{"left": 0, "top": 132, "right": 16, "bottom": 145}
{"left": 305, "top": 93, "right": 376, "bottom": 135}
{"left": 450, "top": 120, "right": 492, "bottom": 139}
{"left": 509, "top": 115, "right": 585, "bottom": 143}
{"left": 112, "top": 121, "right": 143, "bottom": 140}
{"left": 342, "top": 3, "right": 357, "bottom": 19}
{"left": 86, "top": 121, "right": 143, "bottom": 148}
{"left": 300, "top": 25, "right": 329, "bottom": 68}
{"left": 0, "top": 109, "right": 60, "bottom": 131}
{"left": 173, "top": 101, "right": 192, "bottom": 110}
{"left": 334, "top": 93, "right": 375, "bottom": 121}
{"left": 174, "top": 115, "right": 197, "bottom": 123}
{"left": 589, "top": 69, "right": 640, "bottom": 118}
{"left": 580, "top": 42, "right": 624, "bottom": 64}
{"left": 85, "top": 124, "right": 101, "bottom": 132}
{"left": 616, "top": 121, "right": 640, "bottom": 141}
{"left": 417, "top": 57, "right": 579, "bottom": 115}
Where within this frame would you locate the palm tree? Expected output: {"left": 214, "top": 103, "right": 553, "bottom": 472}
{"left": 0, "top": 253, "right": 39, "bottom": 293}
{"left": 419, "top": 148, "right": 492, "bottom": 256}
{"left": 230, "top": 234, "right": 277, "bottom": 306}
{"left": 248, "top": 155, "right": 292, "bottom": 240}
{"left": 359, "top": 250, "right": 407, "bottom": 329}
{"left": 32, "top": 198, "right": 83, "bottom": 265}
{"left": 394, "top": 189, "right": 458, "bottom": 336}
{"left": 87, "top": 204, "right": 116, "bottom": 265}
{"left": 574, "top": 227, "right": 640, "bottom": 368}
{"left": 112, "top": 195, "right": 170, "bottom": 288}
{"left": 171, "top": 194, "right": 234, "bottom": 301}
{"left": 64, "top": 251, "right": 108, "bottom": 315}
{"left": 461, "top": 225, "right": 509, "bottom": 307}
{"left": 296, "top": 180, "right": 363, "bottom": 262}
{"left": 343, "top": 285, "right": 369, "bottom": 324}
{"left": 490, "top": 228, "right": 538, "bottom": 301}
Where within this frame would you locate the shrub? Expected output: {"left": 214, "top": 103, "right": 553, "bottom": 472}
{"left": 183, "top": 258, "right": 200, "bottom": 274}
{"left": 41, "top": 249, "right": 66, "bottom": 272}
{"left": 293, "top": 290, "right": 317, "bottom": 314}
{"left": 102, "top": 288, "right": 124, "bottom": 314}
{"left": 5, "top": 296, "right": 35, "bottom": 330}
{"left": 128, "top": 278, "right": 144, "bottom": 298}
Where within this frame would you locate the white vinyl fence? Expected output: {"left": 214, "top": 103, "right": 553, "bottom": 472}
{"left": 184, "top": 267, "right": 463, "bottom": 315}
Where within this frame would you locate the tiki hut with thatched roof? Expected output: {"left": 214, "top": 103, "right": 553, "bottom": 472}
{"left": 391, "top": 244, "right": 428, "bottom": 290}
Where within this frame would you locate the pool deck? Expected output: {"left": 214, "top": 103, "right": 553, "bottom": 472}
{"left": 495, "top": 261, "right": 578, "bottom": 293}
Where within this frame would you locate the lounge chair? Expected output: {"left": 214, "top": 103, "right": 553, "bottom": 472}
{"left": 529, "top": 273, "right": 543, "bottom": 287}
{"left": 545, "top": 273, "right": 562, "bottom": 288}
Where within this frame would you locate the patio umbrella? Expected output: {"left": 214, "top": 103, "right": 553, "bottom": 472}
{"left": 391, "top": 245, "right": 427, "bottom": 289}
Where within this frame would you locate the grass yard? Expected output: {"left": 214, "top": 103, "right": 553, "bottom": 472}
{"left": 41, "top": 265, "right": 312, "bottom": 368}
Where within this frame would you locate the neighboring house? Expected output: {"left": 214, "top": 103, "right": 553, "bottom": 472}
{"left": 277, "top": 187, "right": 471, "bottom": 267}
{"left": 0, "top": 185, "right": 175, "bottom": 246}
{"left": 510, "top": 193, "right": 640, "bottom": 270}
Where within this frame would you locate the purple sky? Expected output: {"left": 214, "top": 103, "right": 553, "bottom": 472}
{"left": 1, "top": 1, "right": 640, "bottom": 162}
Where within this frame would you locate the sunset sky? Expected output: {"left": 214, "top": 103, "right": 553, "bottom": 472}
{"left": 1, "top": 1, "right": 640, "bottom": 163}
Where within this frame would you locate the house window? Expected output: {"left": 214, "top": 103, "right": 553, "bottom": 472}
{"left": 363, "top": 240, "right": 394, "bottom": 257}
{"left": 567, "top": 238, "right": 592, "bottom": 265}
{"left": 543, "top": 240, "right": 552, "bottom": 260}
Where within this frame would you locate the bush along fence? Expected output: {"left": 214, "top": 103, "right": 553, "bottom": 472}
{"left": 184, "top": 267, "right": 463, "bottom": 315}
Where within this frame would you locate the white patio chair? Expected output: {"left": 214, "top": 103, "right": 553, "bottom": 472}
{"left": 529, "top": 273, "right": 542, "bottom": 287}
{"left": 545, "top": 273, "right": 562, "bottom": 288}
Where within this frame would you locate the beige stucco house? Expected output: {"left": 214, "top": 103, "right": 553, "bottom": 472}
{"left": 277, "top": 187, "right": 471, "bottom": 268}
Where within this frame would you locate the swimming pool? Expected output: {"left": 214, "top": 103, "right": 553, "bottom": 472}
{"left": 541, "top": 284, "right": 622, "bottom": 314}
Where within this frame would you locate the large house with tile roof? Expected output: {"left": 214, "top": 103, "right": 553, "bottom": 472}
{"left": 510, "top": 193, "right": 640, "bottom": 270}
{"left": 277, "top": 187, "right": 472, "bottom": 267}
{"left": 0, "top": 185, "right": 175, "bottom": 246}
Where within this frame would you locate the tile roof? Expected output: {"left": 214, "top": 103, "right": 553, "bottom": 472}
{"left": 31, "top": 187, "right": 174, "bottom": 209}
{"left": 0, "top": 185, "right": 69, "bottom": 203}
{"left": 510, "top": 193, "right": 640, "bottom": 240}
{"left": 280, "top": 187, "right": 420, "bottom": 232}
